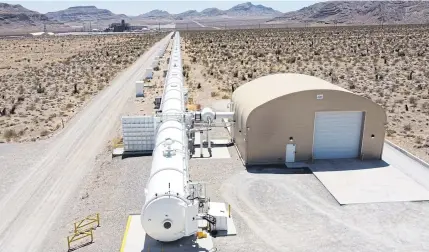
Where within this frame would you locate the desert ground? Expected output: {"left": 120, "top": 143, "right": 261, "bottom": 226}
{"left": 0, "top": 32, "right": 165, "bottom": 143}
{"left": 181, "top": 25, "right": 429, "bottom": 162}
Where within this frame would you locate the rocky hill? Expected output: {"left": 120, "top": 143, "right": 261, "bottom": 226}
{"left": 271, "top": 1, "right": 429, "bottom": 25}
{"left": 224, "top": 2, "right": 282, "bottom": 17}
{"left": 46, "top": 6, "right": 127, "bottom": 22}
{"left": 174, "top": 10, "right": 201, "bottom": 20}
{"left": 0, "top": 3, "right": 48, "bottom": 25}
{"left": 138, "top": 9, "right": 172, "bottom": 19}
{"left": 200, "top": 8, "right": 224, "bottom": 17}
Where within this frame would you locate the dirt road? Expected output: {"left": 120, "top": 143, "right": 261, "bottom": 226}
{"left": 0, "top": 33, "right": 172, "bottom": 252}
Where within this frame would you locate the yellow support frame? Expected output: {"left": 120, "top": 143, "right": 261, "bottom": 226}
{"left": 67, "top": 230, "right": 93, "bottom": 251}
{"left": 74, "top": 213, "right": 100, "bottom": 233}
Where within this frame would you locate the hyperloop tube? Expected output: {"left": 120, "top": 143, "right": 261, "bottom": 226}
{"left": 141, "top": 32, "right": 189, "bottom": 242}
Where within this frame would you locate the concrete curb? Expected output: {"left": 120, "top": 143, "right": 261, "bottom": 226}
{"left": 385, "top": 140, "right": 429, "bottom": 168}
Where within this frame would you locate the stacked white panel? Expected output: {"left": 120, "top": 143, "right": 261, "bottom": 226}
{"left": 122, "top": 116, "right": 157, "bottom": 151}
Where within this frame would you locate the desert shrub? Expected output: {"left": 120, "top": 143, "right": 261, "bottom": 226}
{"left": 222, "top": 94, "right": 230, "bottom": 99}
{"left": 422, "top": 101, "right": 429, "bottom": 112}
{"left": 36, "top": 85, "right": 45, "bottom": 94}
{"left": 40, "top": 130, "right": 49, "bottom": 137}
{"left": 4, "top": 129, "right": 17, "bottom": 141}
{"left": 386, "top": 129, "right": 396, "bottom": 137}
{"left": 415, "top": 136, "right": 424, "bottom": 144}
{"left": 286, "top": 57, "right": 296, "bottom": 64}
{"left": 154, "top": 66, "right": 160, "bottom": 71}
{"left": 409, "top": 96, "right": 417, "bottom": 105}
{"left": 403, "top": 123, "right": 412, "bottom": 131}
{"left": 210, "top": 91, "right": 218, "bottom": 97}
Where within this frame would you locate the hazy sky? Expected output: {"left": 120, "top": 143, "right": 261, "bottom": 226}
{"left": 3, "top": 0, "right": 320, "bottom": 15}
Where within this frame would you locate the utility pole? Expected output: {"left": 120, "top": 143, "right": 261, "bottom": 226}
{"left": 158, "top": 22, "right": 161, "bottom": 31}
{"left": 89, "top": 21, "right": 92, "bottom": 31}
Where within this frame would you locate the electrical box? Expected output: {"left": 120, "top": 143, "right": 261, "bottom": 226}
{"left": 136, "top": 81, "right": 144, "bottom": 97}
{"left": 145, "top": 68, "right": 153, "bottom": 79}
{"left": 154, "top": 97, "right": 162, "bottom": 109}
{"left": 208, "top": 202, "right": 228, "bottom": 231}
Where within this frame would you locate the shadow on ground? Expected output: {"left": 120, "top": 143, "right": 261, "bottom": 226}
{"left": 142, "top": 235, "right": 210, "bottom": 252}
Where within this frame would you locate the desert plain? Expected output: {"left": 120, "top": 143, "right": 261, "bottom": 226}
{"left": 0, "top": 32, "right": 164, "bottom": 142}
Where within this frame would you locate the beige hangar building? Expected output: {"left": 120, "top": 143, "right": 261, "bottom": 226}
{"left": 231, "top": 73, "right": 387, "bottom": 166}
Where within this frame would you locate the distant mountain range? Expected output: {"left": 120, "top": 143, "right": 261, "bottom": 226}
{"left": 44, "top": 2, "right": 282, "bottom": 23}
{"left": 2, "top": 1, "right": 429, "bottom": 34}
{"left": 271, "top": 1, "right": 429, "bottom": 25}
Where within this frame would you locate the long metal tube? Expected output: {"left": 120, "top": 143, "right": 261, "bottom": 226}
{"left": 141, "top": 32, "right": 191, "bottom": 242}
{"left": 207, "top": 118, "right": 212, "bottom": 157}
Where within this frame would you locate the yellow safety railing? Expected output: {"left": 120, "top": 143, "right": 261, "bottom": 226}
{"left": 67, "top": 229, "right": 93, "bottom": 251}
{"left": 74, "top": 213, "right": 100, "bottom": 233}
{"left": 67, "top": 213, "right": 100, "bottom": 251}
{"left": 112, "top": 137, "right": 124, "bottom": 149}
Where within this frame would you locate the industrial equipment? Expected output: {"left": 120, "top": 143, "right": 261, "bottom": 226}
{"left": 153, "top": 97, "right": 162, "bottom": 109}
{"left": 139, "top": 32, "right": 235, "bottom": 242}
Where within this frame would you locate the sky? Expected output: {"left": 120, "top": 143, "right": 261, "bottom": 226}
{"left": 3, "top": 0, "right": 320, "bottom": 15}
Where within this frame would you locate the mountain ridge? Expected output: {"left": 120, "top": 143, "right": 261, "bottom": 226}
{"left": 45, "top": 5, "right": 128, "bottom": 22}
{"left": 271, "top": 1, "right": 429, "bottom": 25}
{"left": 0, "top": 3, "right": 49, "bottom": 25}
{"left": 44, "top": 2, "right": 283, "bottom": 22}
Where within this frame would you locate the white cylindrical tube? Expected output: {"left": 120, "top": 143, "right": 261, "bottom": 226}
{"left": 214, "top": 111, "right": 234, "bottom": 119}
{"left": 141, "top": 32, "right": 191, "bottom": 242}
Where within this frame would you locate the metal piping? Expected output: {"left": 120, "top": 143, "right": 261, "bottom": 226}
{"left": 200, "top": 130, "right": 203, "bottom": 158}
{"left": 207, "top": 118, "right": 212, "bottom": 157}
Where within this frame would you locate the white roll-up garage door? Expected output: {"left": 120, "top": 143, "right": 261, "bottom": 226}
{"left": 313, "top": 111, "right": 364, "bottom": 159}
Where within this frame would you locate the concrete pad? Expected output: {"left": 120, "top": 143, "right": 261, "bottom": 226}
{"left": 112, "top": 147, "right": 124, "bottom": 157}
{"left": 194, "top": 133, "right": 231, "bottom": 145}
{"left": 309, "top": 159, "right": 429, "bottom": 205}
{"left": 120, "top": 215, "right": 214, "bottom": 252}
{"left": 215, "top": 217, "right": 237, "bottom": 237}
{"left": 192, "top": 146, "right": 230, "bottom": 159}
{"left": 192, "top": 134, "right": 231, "bottom": 159}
